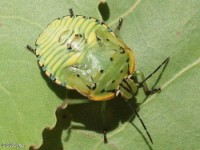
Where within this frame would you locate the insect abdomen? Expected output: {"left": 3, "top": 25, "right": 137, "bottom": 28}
{"left": 35, "top": 16, "right": 106, "bottom": 87}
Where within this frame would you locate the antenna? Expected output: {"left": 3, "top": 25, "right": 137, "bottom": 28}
{"left": 128, "top": 103, "right": 153, "bottom": 144}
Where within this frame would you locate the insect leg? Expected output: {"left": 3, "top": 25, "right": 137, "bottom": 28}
{"left": 135, "top": 57, "right": 169, "bottom": 95}
{"left": 69, "top": 8, "right": 74, "bottom": 17}
{"left": 101, "top": 101, "right": 109, "bottom": 143}
{"left": 26, "top": 45, "right": 36, "bottom": 55}
{"left": 114, "top": 18, "right": 123, "bottom": 37}
{"left": 60, "top": 95, "right": 91, "bottom": 109}
{"left": 103, "top": 129, "right": 108, "bottom": 143}
{"left": 128, "top": 103, "right": 153, "bottom": 144}
{"left": 116, "top": 18, "right": 123, "bottom": 31}
{"left": 134, "top": 71, "right": 160, "bottom": 95}
{"left": 140, "top": 57, "right": 169, "bottom": 86}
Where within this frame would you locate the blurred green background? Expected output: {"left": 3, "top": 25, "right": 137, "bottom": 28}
{"left": 0, "top": 0, "right": 200, "bottom": 149}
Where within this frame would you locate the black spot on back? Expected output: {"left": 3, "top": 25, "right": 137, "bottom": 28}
{"left": 120, "top": 47, "right": 125, "bottom": 54}
{"left": 100, "top": 69, "right": 104, "bottom": 73}
{"left": 101, "top": 89, "right": 105, "bottom": 93}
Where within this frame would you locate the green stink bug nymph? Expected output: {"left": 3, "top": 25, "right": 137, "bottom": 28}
{"left": 27, "top": 8, "right": 169, "bottom": 144}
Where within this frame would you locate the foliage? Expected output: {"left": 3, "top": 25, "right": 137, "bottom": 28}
{"left": 0, "top": 0, "right": 200, "bottom": 149}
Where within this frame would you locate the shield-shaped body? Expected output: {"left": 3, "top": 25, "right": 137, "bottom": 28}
{"left": 36, "top": 15, "right": 135, "bottom": 101}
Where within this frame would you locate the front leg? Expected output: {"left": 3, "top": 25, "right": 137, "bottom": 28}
{"left": 134, "top": 71, "right": 161, "bottom": 95}
{"left": 133, "top": 57, "right": 169, "bottom": 95}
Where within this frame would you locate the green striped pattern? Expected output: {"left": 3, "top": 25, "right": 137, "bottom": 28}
{"left": 36, "top": 15, "right": 111, "bottom": 87}
{"left": 35, "top": 15, "right": 135, "bottom": 101}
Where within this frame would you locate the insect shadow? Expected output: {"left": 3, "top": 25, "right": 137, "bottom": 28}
{"left": 29, "top": 71, "right": 153, "bottom": 149}
{"left": 30, "top": 64, "right": 165, "bottom": 149}
{"left": 29, "top": 94, "right": 152, "bottom": 150}
{"left": 38, "top": 67, "right": 140, "bottom": 135}
{"left": 29, "top": 106, "right": 71, "bottom": 150}
{"left": 39, "top": 69, "right": 67, "bottom": 100}
{"left": 98, "top": 1, "right": 110, "bottom": 21}
{"left": 63, "top": 93, "right": 152, "bottom": 150}
{"left": 30, "top": 56, "right": 169, "bottom": 149}
{"left": 38, "top": 68, "right": 136, "bottom": 135}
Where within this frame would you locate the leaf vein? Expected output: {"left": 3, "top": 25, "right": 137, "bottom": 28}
{"left": 0, "top": 15, "right": 44, "bottom": 30}
{"left": 109, "top": 0, "right": 142, "bottom": 26}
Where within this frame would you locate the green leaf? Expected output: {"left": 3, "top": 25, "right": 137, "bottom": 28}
{"left": 0, "top": 0, "right": 200, "bottom": 150}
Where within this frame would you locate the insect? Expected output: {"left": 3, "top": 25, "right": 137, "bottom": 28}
{"left": 27, "top": 8, "right": 169, "bottom": 144}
